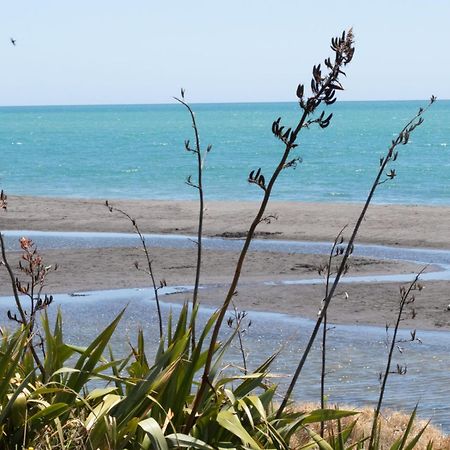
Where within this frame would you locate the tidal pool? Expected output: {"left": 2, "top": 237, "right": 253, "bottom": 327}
{"left": 1, "top": 231, "right": 449, "bottom": 431}
{"left": 0, "top": 287, "right": 448, "bottom": 432}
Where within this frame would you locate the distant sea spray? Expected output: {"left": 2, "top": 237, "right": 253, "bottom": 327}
{"left": 0, "top": 101, "right": 449, "bottom": 204}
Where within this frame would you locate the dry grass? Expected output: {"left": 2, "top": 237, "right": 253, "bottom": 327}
{"left": 292, "top": 403, "right": 450, "bottom": 449}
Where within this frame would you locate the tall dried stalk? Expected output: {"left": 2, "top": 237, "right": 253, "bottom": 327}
{"left": 175, "top": 91, "right": 211, "bottom": 349}
{"left": 368, "top": 270, "right": 425, "bottom": 450}
{"left": 276, "top": 96, "right": 436, "bottom": 419}
{"left": 105, "top": 201, "right": 165, "bottom": 338}
{"left": 318, "top": 226, "right": 348, "bottom": 437}
{"left": 227, "top": 304, "right": 252, "bottom": 375}
{"left": 185, "top": 29, "right": 355, "bottom": 433}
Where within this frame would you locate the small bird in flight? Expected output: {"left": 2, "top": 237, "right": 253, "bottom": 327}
{"left": 10, "top": 37, "right": 16, "bottom": 46}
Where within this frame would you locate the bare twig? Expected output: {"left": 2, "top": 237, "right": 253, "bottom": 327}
{"left": 105, "top": 201, "right": 164, "bottom": 339}
{"left": 227, "top": 303, "right": 251, "bottom": 375}
{"left": 319, "top": 225, "right": 347, "bottom": 437}
{"left": 368, "top": 269, "right": 425, "bottom": 450}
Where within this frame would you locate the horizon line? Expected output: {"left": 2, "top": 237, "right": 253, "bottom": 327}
{"left": 0, "top": 97, "right": 446, "bottom": 109}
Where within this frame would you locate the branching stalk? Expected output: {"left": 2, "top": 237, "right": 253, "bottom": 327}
{"left": 105, "top": 202, "right": 164, "bottom": 339}
{"left": 175, "top": 93, "right": 208, "bottom": 350}
{"left": 228, "top": 303, "right": 250, "bottom": 375}
{"left": 0, "top": 233, "right": 46, "bottom": 379}
{"left": 319, "top": 226, "right": 346, "bottom": 437}
{"left": 185, "top": 30, "right": 355, "bottom": 433}
{"left": 276, "top": 97, "right": 435, "bottom": 419}
{"left": 368, "top": 269, "right": 425, "bottom": 450}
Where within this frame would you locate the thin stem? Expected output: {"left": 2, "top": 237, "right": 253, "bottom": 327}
{"left": 184, "top": 121, "right": 306, "bottom": 433}
{"left": 232, "top": 303, "right": 248, "bottom": 375}
{"left": 368, "top": 270, "right": 424, "bottom": 450}
{"left": 0, "top": 233, "right": 46, "bottom": 379}
{"left": 105, "top": 204, "right": 164, "bottom": 339}
{"left": 185, "top": 30, "right": 355, "bottom": 433}
{"left": 175, "top": 96, "right": 205, "bottom": 350}
{"left": 276, "top": 98, "right": 434, "bottom": 419}
{"left": 0, "top": 233, "right": 27, "bottom": 324}
{"left": 320, "top": 227, "right": 345, "bottom": 437}
{"left": 320, "top": 312, "right": 327, "bottom": 437}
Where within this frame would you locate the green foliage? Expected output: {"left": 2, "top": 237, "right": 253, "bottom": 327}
{"left": 0, "top": 29, "right": 439, "bottom": 449}
{"left": 0, "top": 305, "right": 433, "bottom": 449}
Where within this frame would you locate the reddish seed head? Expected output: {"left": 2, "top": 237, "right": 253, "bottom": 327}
{"left": 19, "top": 237, "right": 33, "bottom": 251}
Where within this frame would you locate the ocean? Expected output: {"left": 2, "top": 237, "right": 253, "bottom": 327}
{"left": 0, "top": 100, "right": 449, "bottom": 204}
{"left": 2, "top": 102, "right": 450, "bottom": 432}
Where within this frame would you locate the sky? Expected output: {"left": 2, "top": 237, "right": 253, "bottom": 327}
{"left": 1, "top": 1, "right": 449, "bottom": 106}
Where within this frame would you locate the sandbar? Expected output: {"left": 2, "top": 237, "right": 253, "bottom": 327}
{"left": 1, "top": 195, "right": 449, "bottom": 330}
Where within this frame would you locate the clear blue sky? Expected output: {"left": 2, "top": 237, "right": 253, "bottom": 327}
{"left": 1, "top": 1, "right": 448, "bottom": 106}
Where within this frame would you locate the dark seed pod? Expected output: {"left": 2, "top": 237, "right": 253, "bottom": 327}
{"left": 282, "top": 128, "right": 291, "bottom": 140}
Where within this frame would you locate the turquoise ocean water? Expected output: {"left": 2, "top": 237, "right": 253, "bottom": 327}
{"left": 0, "top": 100, "right": 449, "bottom": 204}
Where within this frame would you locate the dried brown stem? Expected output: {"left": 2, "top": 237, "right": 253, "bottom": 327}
{"left": 0, "top": 233, "right": 46, "bottom": 379}
{"left": 185, "top": 29, "right": 355, "bottom": 433}
{"left": 105, "top": 202, "right": 163, "bottom": 339}
{"left": 320, "top": 226, "right": 347, "bottom": 437}
{"left": 175, "top": 94, "right": 207, "bottom": 350}
{"left": 276, "top": 97, "right": 435, "bottom": 419}
{"left": 368, "top": 269, "right": 425, "bottom": 450}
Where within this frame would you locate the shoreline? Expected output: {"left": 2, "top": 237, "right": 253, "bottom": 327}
{"left": 1, "top": 195, "right": 450, "bottom": 330}
{"left": 4, "top": 195, "right": 450, "bottom": 248}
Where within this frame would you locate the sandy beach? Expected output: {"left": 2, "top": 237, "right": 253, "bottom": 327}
{"left": 1, "top": 195, "right": 450, "bottom": 330}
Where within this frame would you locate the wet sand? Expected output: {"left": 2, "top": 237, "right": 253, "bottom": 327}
{"left": 1, "top": 195, "right": 450, "bottom": 330}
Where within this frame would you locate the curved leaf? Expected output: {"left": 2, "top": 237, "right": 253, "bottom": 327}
{"left": 138, "top": 417, "right": 169, "bottom": 450}
{"left": 217, "top": 409, "right": 261, "bottom": 449}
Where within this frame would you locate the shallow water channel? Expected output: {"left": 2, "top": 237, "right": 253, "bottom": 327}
{"left": 1, "top": 231, "right": 450, "bottom": 432}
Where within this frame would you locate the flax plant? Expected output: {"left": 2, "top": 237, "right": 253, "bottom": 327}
{"left": 0, "top": 28, "right": 443, "bottom": 449}
{"left": 0, "top": 231, "right": 55, "bottom": 380}
{"left": 185, "top": 28, "right": 356, "bottom": 433}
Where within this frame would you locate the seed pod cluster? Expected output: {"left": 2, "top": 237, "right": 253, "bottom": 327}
{"left": 317, "top": 111, "right": 333, "bottom": 129}
{"left": 35, "top": 294, "right": 53, "bottom": 310}
{"left": 248, "top": 168, "right": 266, "bottom": 191}
{"left": 297, "top": 29, "right": 355, "bottom": 117}
{"left": 271, "top": 117, "right": 297, "bottom": 147}
{"left": 7, "top": 238, "right": 55, "bottom": 325}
